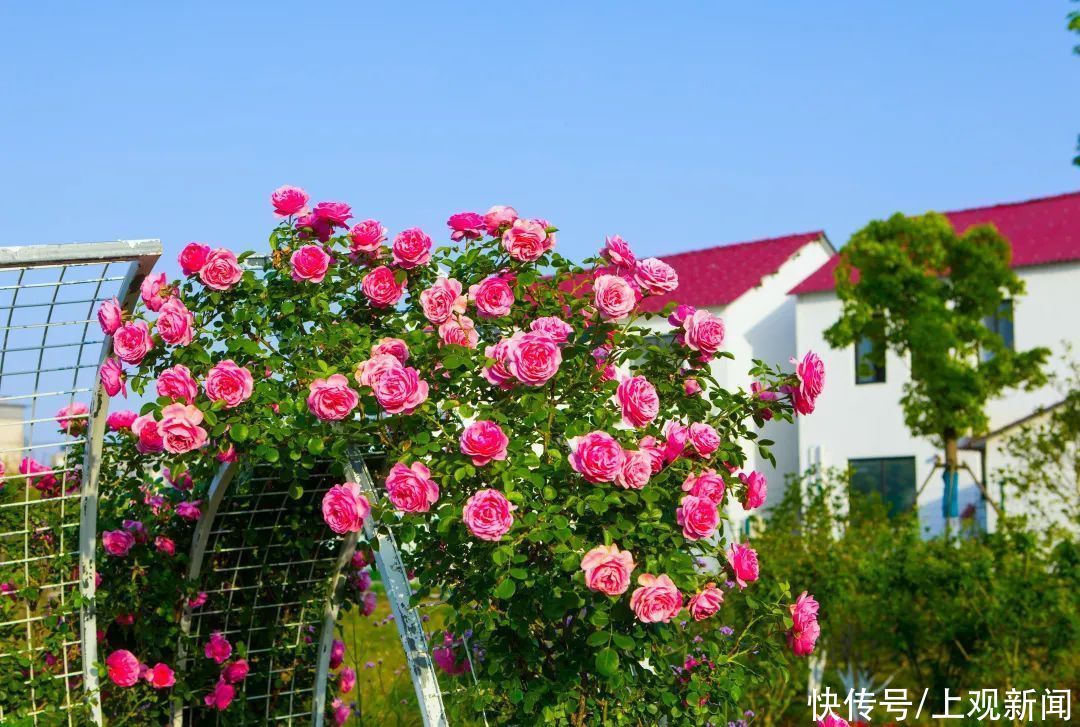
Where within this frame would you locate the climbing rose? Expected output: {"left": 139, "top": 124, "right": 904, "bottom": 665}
{"left": 176, "top": 500, "right": 201, "bottom": 520}
{"left": 504, "top": 331, "right": 562, "bottom": 386}
{"left": 629, "top": 574, "right": 682, "bottom": 624}
{"left": 348, "top": 220, "right": 387, "bottom": 255}
{"left": 329, "top": 639, "right": 346, "bottom": 669}
{"left": 687, "top": 583, "right": 724, "bottom": 621}
{"left": 361, "top": 266, "right": 405, "bottom": 308}
{"left": 369, "top": 365, "right": 428, "bottom": 415}
{"left": 502, "top": 218, "right": 551, "bottom": 262}
{"left": 633, "top": 257, "right": 679, "bottom": 295}
{"left": 222, "top": 659, "right": 249, "bottom": 683}
{"left": 530, "top": 316, "right": 573, "bottom": 343}
{"left": 56, "top": 402, "right": 89, "bottom": 436}
{"left": 307, "top": 375, "right": 359, "bottom": 421}
{"left": 639, "top": 436, "right": 664, "bottom": 473}
{"left": 159, "top": 403, "right": 208, "bottom": 454}
{"left": 727, "top": 542, "right": 760, "bottom": 589}
{"left": 338, "top": 666, "right": 357, "bottom": 694}
{"left": 676, "top": 494, "right": 720, "bottom": 541}
{"left": 481, "top": 339, "right": 514, "bottom": 389}
{"left": 616, "top": 450, "right": 653, "bottom": 490}
{"left": 447, "top": 212, "right": 485, "bottom": 241}
{"left": 371, "top": 337, "right": 409, "bottom": 364}
{"left": 107, "top": 410, "right": 137, "bottom": 431}
{"left": 290, "top": 244, "right": 332, "bottom": 283}
{"left": 392, "top": 227, "right": 433, "bottom": 269}
{"left": 384, "top": 462, "right": 440, "bottom": 513}
{"left": 462, "top": 489, "right": 516, "bottom": 541}
{"left": 97, "top": 297, "right": 122, "bottom": 334}
{"left": 179, "top": 242, "right": 211, "bottom": 275}
{"left": 580, "top": 543, "right": 635, "bottom": 596}
{"left": 102, "top": 530, "right": 135, "bottom": 557}
{"left": 470, "top": 275, "right": 514, "bottom": 318}
{"left": 204, "top": 681, "right": 235, "bottom": 710}
{"left": 155, "top": 535, "right": 176, "bottom": 556}
{"left": 205, "top": 360, "right": 254, "bottom": 408}
{"left": 131, "top": 414, "right": 163, "bottom": 453}
{"left": 157, "top": 364, "right": 198, "bottom": 404}
{"left": 143, "top": 662, "right": 176, "bottom": 689}
{"left": 483, "top": 205, "right": 518, "bottom": 235}
{"left": 204, "top": 632, "right": 232, "bottom": 664}
{"left": 331, "top": 698, "right": 351, "bottom": 726}
{"left": 199, "top": 249, "right": 244, "bottom": 291}
{"left": 792, "top": 350, "right": 825, "bottom": 415}
{"left": 681, "top": 470, "right": 726, "bottom": 504}
{"left": 459, "top": 420, "right": 509, "bottom": 466}
{"left": 684, "top": 378, "right": 702, "bottom": 396}
{"left": 321, "top": 482, "right": 371, "bottom": 534}
{"left": 569, "top": 431, "right": 624, "bottom": 484}
{"left": 615, "top": 375, "right": 659, "bottom": 428}
{"left": 817, "top": 714, "right": 848, "bottom": 727}
{"left": 688, "top": 422, "right": 720, "bottom": 457}
{"left": 438, "top": 315, "right": 479, "bottom": 349}
{"left": 156, "top": 297, "right": 194, "bottom": 346}
{"left": 740, "top": 470, "right": 767, "bottom": 510}
{"left": 189, "top": 592, "right": 208, "bottom": 608}
{"left": 788, "top": 591, "right": 821, "bottom": 656}
{"left": 113, "top": 320, "right": 153, "bottom": 364}
{"left": 313, "top": 201, "right": 352, "bottom": 227}
{"left": 681, "top": 309, "right": 725, "bottom": 358}
{"left": 105, "top": 650, "right": 141, "bottom": 687}
{"left": 100, "top": 357, "right": 126, "bottom": 397}
{"left": 419, "top": 277, "right": 466, "bottom": 324}
{"left": 271, "top": 185, "right": 309, "bottom": 217}
{"left": 593, "top": 273, "right": 637, "bottom": 320}
{"left": 601, "top": 234, "right": 636, "bottom": 268}
{"left": 140, "top": 272, "right": 170, "bottom": 311}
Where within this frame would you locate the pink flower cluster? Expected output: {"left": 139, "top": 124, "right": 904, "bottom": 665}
{"left": 355, "top": 347, "right": 429, "bottom": 415}
{"left": 321, "top": 482, "right": 371, "bottom": 534}
{"left": 105, "top": 649, "right": 175, "bottom": 689}
{"left": 483, "top": 329, "right": 563, "bottom": 388}
{"left": 787, "top": 591, "right": 821, "bottom": 656}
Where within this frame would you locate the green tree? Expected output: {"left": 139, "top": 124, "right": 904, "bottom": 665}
{"left": 824, "top": 212, "right": 1048, "bottom": 534}
{"left": 1072, "top": 1, "right": 1080, "bottom": 165}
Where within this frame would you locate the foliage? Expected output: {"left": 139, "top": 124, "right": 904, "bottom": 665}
{"left": 1071, "top": 0, "right": 1080, "bottom": 165}
{"left": 78, "top": 192, "right": 821, "bottom": 724}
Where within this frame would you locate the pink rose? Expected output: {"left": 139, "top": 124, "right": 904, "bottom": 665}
{"left": 205, "top": 360, "right": 254, "bottom": 409}
{"left": 322, "top": 482, "right": 371, "bottom": 534}
{"left": 817, "top": 715, "right": 848, "bottom": 727}
{"left": 616, "top": 375, "right": 659, "bottom": 428}
{"left": 179, "top": 242, "right": 211, "bottom": 275}
{"left": 100, "top": 357, "right": 127, "bottom": 396}
{"left": 105, "top": 649, "right": 141, "bottom": 687}
{"left": 370, "top": 365, "right": 428, "bottom": 415}
{"left": 155, "top": 535, "right": 176, "bottom": 556}
{"left": 204, "top": 631, "right": 232, "bottom": 663}
{"left": 199, "top": 249, "right": 244, "bottom": 291}
{"left": 338, "top": 666, "right": 357, "bottom": 694}
{"left": 459, "top": 420, "right": 509, "bottom": 466}
{"left": 790, "top": 590, "right": 820, "bottom": 627}
{"left": 751, "top": 381, "right": 779, "bottom": 420}
{"left": 222, "top": 659, "right": 249, "bottom": 683}
{"left": 447, "top": 212, "right": 485, "bottom": 241}
{"left": 355, "top": 354, "right": 405, "bottom": 388}
{"left": 144, "top": 662, "right": 176, "bottom": 689}
{"left": 98, "top": 297, "right": 123, "bottom": 335}
{"left": 107, "top": 410, "right": 137, "bottom": 431}
{"left": 638, "top": 436, "right": 664, "bottom": 473}
{"left": 501, "top": 218, "right": 551, "bottom": 262}
{"left": 629, "top": 573, "right": 682, "bottom": 623}
{"left": 792, "top": 351, "right": 825, "bottom": 415}
{"left": 307, "top": 375, "right": 359, "bottom": 421}
{"left": 290, "top": 244, "right": 332, "bottom": 283}
{"left": 633, "top": 257, "right": 679, "bottom": 295}
{"left": 681, "top": 469, "right": 726, "bottom": 504}
{"left": 726, "top": 542, "right": 760, "bottom": 588}
{"left": 687, "top": 583, "right": 724, "bottom": 621}
{"left": 331, "top": 698, "right": 351, "bottom": 726}
{"left": 157, "top": 364, "right": 198, "bottom": 404}
{"left": 384, "top": 462, "right": 440, "bottom": 513}
{"left": 204, "top": 680, "right": 235, "bottom": 710}
{"left": 140, "top": 272, "right": 170, "bottom": 312}
{"left": 676, "top": 494, "right": 720, "bottom": 540}
{"left": 740, "top": 470, "right": 767, "bottom": 510}
{"left": 481, "top": 339, "right": 514, "bottom": 389}
{"left": 271, "top": 185, "right": 309, "bottom": 217}
{"left": 392, "top": 227, "right": 433, "bottom": 269}
{"left": 684, "top": 378, "right": 702, "bottom": 396}
{"left": 688, "top": 422, "right": 720, "bottom": 457}
{"left": 159, "top": 403, "right": 208, "bottom": 454}
{"left": 113, "top": 320, "right": 153, "bottom": 364}
{"left": 616, "top": 450, "right": 652, "bottom": 490}
{"left": 483, "top": 205, "right": 518, "bottom": 235}
{"left": 788, "top": 591, "right": 821, "bottom": 656}
{"left": 131, "top": 414, "right": 163, "bottom": 453}
{"left": 529, "top": 316, "right": 573, "bottom": 343}
{"left": 348, "top": 219, "right": 387, "bottom": 255}
{"left": 313, "top": 201, "right": 352, "bottom": 227}
{"left": 682, "top": 309, "right": 725, "bottom": 358}
{"left": 580, "top": 543, "right": 635, "bottom": 596}
{"left": 371, "top": 337, "right": 410, "bottom": 364}
{"left": 419, "top": 277, "right": 466, "bottom": 324}
{"left": 568, "top": 431, "right": 624, "bottom": 484}
{"left": 189, "top": 591, "right": 208, "bottom": 608}
{"left": 601, "top": 234, "right": 636, "bottom": 268}
{"left": 102, "top": 530, "right": 135, "bottom": 557}
{"left": 330, "top": 639, "right": 346, "bottom": 669}
{"left": 176, "top": 500, "right": 201, "bottom": 520}
{"left": 362, "top": 266, "right": 405, "bottom": 308}
{"left": 56, "top": 402, "right": 89, "bottom": 436}
{"left": 156, "top": 297, "right": 194, "bottom": 346}
{"left": 470, "top": 276, "right": 514, "bottom": 318}
{"left": 662, "top": 421, "right": 689, "bottom": 463}
{"left": 438, "top": 315, "right": 479, "bottom": 349}
{"left": 504, "top": 331, "right": 562, "bottom": 386}
{"left": 462, "top": 488, "right": 516, "bottom": 541}
{"left": 593, "top": 273, "right": 637, "bottom": 320}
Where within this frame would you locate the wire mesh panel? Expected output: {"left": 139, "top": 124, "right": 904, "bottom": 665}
{"left": 0, "top": 241, "right": 160, "bottom": 726}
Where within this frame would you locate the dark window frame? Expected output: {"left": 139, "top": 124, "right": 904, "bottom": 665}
{"left": 854, "top": 322, "right": 886, "bottom": 385}
{"left": 982, "top": 299, "right": 1015, "bottom": 360}
{"left": 848, "top": 456, "right": 917, "bottom": 516}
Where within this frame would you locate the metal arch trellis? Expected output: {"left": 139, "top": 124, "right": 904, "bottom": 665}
{"left": 0, "top": 240, "right": 161, "bottom": 726}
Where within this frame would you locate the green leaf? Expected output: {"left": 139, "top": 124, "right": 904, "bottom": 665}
{"left": 595, "top": 647, "right": 619, "bottom": 678}
{"left": 494, "top": 579, "right": 517, "bottom": 599}
{"left": 230, "top": 423, "right": 249, "bottom": 442}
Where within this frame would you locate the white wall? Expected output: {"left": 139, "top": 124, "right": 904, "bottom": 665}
{"left": 793, "top": 261, "right": 1080, "bottom": 535}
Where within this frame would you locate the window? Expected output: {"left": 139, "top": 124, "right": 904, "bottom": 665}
{"left": 982, "top": 300, "right": 1014, "bottom": 360}
{"left": 854, "top": 325, "right": 886, "bottom": 384}
{"left": 849, "top": 456, "right": 916, "bottom": 516}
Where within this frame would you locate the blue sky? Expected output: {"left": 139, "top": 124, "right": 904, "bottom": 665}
{"left": 1, "top": 2, "right": 1077, "bottom": 276}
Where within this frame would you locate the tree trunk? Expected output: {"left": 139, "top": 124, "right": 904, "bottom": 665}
{"left": 944, "top": 428, "right": 959, "bottom": 541}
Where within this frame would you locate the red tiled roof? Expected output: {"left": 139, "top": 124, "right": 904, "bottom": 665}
{"left": 790, "top": 190, "right": 1080, "bottom": 295}
{"left": 632, "top": 231, "right": 827, "bottom": 312}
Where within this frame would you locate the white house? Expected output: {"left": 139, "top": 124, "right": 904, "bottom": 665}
{"left": 788, "top": 191, "right": 1080, "bottom": 535}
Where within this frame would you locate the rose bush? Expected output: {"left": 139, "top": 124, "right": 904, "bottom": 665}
{"left": 83, "top": 187, "right": 824, "bottom": 724}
